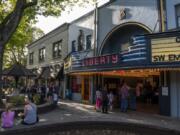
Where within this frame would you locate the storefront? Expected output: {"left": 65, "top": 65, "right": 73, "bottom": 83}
{"left": 63, "top": 0, "right": 180, "bottom": 117}
{"left": 65, "top": 29, "right": 180, "bottom": 117}
{"left": 64, "top": 53, "right": 95, "bottom": 103}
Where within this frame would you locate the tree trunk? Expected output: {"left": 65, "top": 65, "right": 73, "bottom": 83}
{"left": 0, "top": 45, "right": 4, "bottom": 97}
{"left": 0, "top": 0, "right": 37, "bottom": 96}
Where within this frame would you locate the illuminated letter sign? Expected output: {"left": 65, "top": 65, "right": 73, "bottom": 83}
{"left": 83, "top": 54, "right": 119, "bottom": 67}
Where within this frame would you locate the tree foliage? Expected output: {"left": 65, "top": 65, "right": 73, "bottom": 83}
{"left": 3, "top": 16, "right": 44, "bottom": 68}
{"left": 0, "top": 0, "right": 95, "bottom": 92}
{"left": 0, "top": 0, "right": 96, "bottom": 23}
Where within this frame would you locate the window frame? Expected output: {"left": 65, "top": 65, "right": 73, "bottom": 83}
{"left": 52, "top": 40, "right": 62, "bottom": 58}
{"left": 39, "top": 47, "right": 46, "bottom": 62}
{"left": 175, "top": 4, "right": 180, "bottom": 28}
{"left": 86, "top": 35, "right": 92, "bottom": 50}
{"left": 71, "top": 40, "right": 76, "bottom": 52}
{"left": 29, "top": 52, "right": 34, "bottom": 65}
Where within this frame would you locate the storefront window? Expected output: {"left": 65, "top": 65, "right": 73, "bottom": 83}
{"left": 86, "top": 35, "right": 92, "bottom": 50}
{"left": 72, "top": 40, "right": 76, "bottom": 52}
{"left": 71, "top": 76, "right": 81, "bottom": 93}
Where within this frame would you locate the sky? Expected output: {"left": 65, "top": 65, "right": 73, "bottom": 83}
{"left": 35, "top": 0, "right": 109, "bottom": 34}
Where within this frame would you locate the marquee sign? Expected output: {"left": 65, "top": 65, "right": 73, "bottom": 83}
{"left": 64, "top": 35, "right": 148, "bottom": 73}
{"left": 64, "top": 31, "right": 180, "bottom": 74}
{"left": 83, "top": 54, "right": 119, "bottom": 66}
{"left": 151, "top": 37, "right": 180, "bottom": 63}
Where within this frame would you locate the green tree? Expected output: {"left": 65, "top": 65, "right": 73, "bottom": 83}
{"left": 0, "top": 0, "right": 95, "bottom": 93}
{"left": 3, "top": 16, "right": 44, "bottom": 68}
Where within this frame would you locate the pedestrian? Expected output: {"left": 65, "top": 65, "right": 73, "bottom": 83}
{"left": 102, "top": 87, "right": 108, "bottom": 113}
{"left": 108, "top": 91, "right": 114, "bottom": 111}
{"left": 47, "top": 83, "right": 53, "bottom": 102}
{"left": 53, "top": 91, "right": 59, "bottom": 106}
{"left": 1, "top": 103, "right": 15, "bottom": 128}
{"left": 129, "top": 88, "right": 136, "bottom": 111}
{"left": 95, "top": 88, "right": 102, "bottom": 111}
{"left": 136, "top": 80, "right": 143, "bottom": 100}
{"left": 18, "top": 97, "right": 38, "bottom": 125}
{"left": 144, "top": 81, "right": 153, "bottom": 104}
{"left": 120, "top": 81, "right": 129, "bottom": 112}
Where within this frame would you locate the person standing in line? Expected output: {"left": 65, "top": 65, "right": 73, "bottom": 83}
{"left": 95, "top": 88, "right": 102, "bottom": 112}
{"left": 129, "top": 88, "right": 136, "bottom": 111}
{"left": 136, "top": 80, "right": 143, "bottom": 99}
{"left": 102, "top": 86, "right": 109, "bottom": 113}
{"left": 1, "top": 103, "right": 15, "bottom": 128}
{"left": 108, "top": 91, "right": 114, "bottom": 111}
{"left": 120, "top": 81, "right": 129, "bottom": 112}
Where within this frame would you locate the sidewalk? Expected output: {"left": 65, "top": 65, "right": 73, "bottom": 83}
{"left": 1, "top": 100, "right": 180, "bottom": 132}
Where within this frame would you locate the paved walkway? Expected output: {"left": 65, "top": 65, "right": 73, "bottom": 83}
{"left": 1, "top": 100, "right": 180, "bottom": 132}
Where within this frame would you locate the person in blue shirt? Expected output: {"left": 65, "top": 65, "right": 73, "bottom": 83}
{"left": 19, "top": 97, "right": 38, "bottom": 125}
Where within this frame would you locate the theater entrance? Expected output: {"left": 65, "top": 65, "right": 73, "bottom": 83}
{"left": 101, "top": 69, "right": 160, "bottom": 114}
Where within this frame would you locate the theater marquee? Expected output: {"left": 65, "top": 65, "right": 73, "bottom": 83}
{"left": 151, "top": 36, "right": 180, "bottom": 63}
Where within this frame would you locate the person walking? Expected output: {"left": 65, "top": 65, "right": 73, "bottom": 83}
{"left": 120, "top": 81, "right": 129, "bottom": 112}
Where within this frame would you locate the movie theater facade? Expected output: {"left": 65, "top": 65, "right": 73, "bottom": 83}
{"left": 64, "top": 0, "right": 180, "bottom": 118}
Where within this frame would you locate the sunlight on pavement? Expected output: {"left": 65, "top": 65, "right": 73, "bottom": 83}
{"left": 60, "top": 101, "right": 97, "bottom": 114}
{"left": 126, "top": 118, "right": 144, "bottom": 124}
{"left": 39, "top": 118, "right": 48, "bottom": 122}
{"left": 64, "top": 113, "right": 72, "bottom": 116}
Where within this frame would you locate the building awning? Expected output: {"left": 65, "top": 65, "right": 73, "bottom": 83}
{"left": 2, "top": 63, "right": 36, "bottom": 77}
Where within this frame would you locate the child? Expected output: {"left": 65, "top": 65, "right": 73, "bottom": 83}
{"left": 1, "top": 103, "right": 15, "bottom": 128}
{"left": 53, "top": 92, "right": 58, "bottom": 106}
{"left": 95, "top": 89, "right": 102, "bottom": 112}
{"left": 108, "top": 91, "right": 114, "bottom": 111}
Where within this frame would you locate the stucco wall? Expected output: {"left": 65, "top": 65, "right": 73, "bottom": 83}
{"left": 68, "top": 12, "right": 94, "bottom": 54}
{"left": 97, "top": 0, "right": 160, "bottom": 52}
{"left": 166, "top": 0, "right": 180, "bottom": 30}
{"left": 27, "top": 24, "right": 69, "bottom": 69}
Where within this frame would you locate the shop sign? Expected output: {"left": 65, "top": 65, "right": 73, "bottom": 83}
{"left": 162, "top": 87, "right": 168, "bottom": 96}
{"left": 151, "top": 37, "right": 180, "bottom": 63}
{"left": 82, "top": 54, "right": 119, "bottom": 67}
{"left": 64, "top": 57, "right": 71, "bottom": 70}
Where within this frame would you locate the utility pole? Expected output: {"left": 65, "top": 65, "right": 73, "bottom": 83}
{"left": 159, "top": 0, "right": 166, "bottom": 32}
